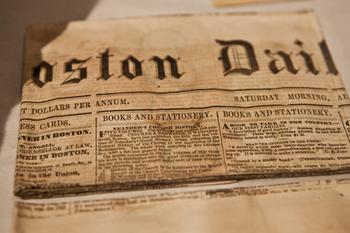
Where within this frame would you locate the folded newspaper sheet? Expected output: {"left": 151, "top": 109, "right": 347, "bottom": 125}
{"left": 15, "top": 178, "right": 350, "bottom": 233}
{"left": 14, "top": 11, "right": 350, "bottom": 232}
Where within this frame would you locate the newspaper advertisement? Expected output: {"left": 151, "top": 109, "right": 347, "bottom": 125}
{"left": 13, "top": 11, "right": 350, "bottom": 232}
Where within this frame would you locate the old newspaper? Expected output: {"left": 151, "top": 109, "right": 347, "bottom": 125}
{"left": 14, "top": 11, "right": 350, "bottom": 232}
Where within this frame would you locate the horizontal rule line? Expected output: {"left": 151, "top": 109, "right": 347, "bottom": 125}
{"left": 96, "top": 87, "right": 328, "bottom": 96}
{"left": 22, "top": 95, "right": 91, "bottom": 104}
{"left": 332, "top": 87, "right": 346, "bottom": 91}
{"left": 20, "top": 112, "right": 92, "bottom": 121}
{"left": 97, "top": 104, "right": 333, "bottom": 114}
{"left": 288, "top": 103, "right": 334, "bottom": 108}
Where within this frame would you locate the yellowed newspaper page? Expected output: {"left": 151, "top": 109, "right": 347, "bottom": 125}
{"left": 14, "top": 178, "right": 350, "bottom": 233}
{"left": 13, "top": 11, "right": 350, "bottom": 233}
{"left": 16, "top": 11, "right": 350, "bottom": 201}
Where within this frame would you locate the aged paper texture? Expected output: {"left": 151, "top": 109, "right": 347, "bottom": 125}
{"left": 16, "top": 12, "right": 350, "bottom": 201}
{"left": 13, "top": 10, "right": 350, "bottom": 233}
{"left": 14, "top": 179, "right": 350, "bottom": 233}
